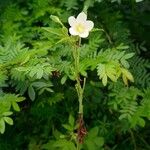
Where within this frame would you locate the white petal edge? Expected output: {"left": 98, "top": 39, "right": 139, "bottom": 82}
{"left": 86, "top": 21, "right": 94, "bottom": 31}
{"left": 79, "top": 31, "right": 89, "bottom": 38}
{"left": 68, "top": 16, "right": 76, "bottom": 26}
{"left": 77, "top": 12, "right": 87, "bottom": 22}
{"left": 69, "top": 27, "right": 78, "bottom": 36}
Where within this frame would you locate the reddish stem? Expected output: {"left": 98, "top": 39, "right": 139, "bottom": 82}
{"left": 77, "top": 113, "right": 87, "bottom": 143}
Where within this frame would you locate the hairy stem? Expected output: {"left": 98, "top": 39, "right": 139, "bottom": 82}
{"left": 73, "top": 37, "right": 84, "bottom": 114}
{"left": 73, "top": 37, "right": 87, "bottom": 149}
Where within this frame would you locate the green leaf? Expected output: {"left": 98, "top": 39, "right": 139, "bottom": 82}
{"left": 29, "top": 68, "right": 37, "bottom": 78}
{"left": 84, "top": 127, "right": 104, "bottom": 149}
{"left": 28, "top": 85, "right": 35, "bottom": 101}
{"left": 97, "top": 62, "right": 120, "bottom": 86}
{"left": 36, "top": 68, "right": 43, "bottom": 79}
{"left": 61, "top": 76, "right": 67, "bottom": 84}
{"left": 85, "top": 140, "right": 96, "bottom": 150}
{"left": 20, "top": 55, "right": 30, "bottom": 65}
{"left": 102, "top": 75, "right": 107, "bottom": 86}
{"left": 54, "top": 139, "right": 76, "bottom": 150}
{"left": 32, "top": 81, "right": 50, "bottom": 88}
{"left": 2, "top": 111, "right": 13, "bottom": 116}
{"left": 136, "top": 0, "right": 143, "bottom": 3}
{"left": 62, "top": 124, "right": 73, "bottom": 131}
{"left": 119, "top": 114, "right": 128, "bottom": 120}
{"left": 123, "top": 53, "right": 135, "bottom": 59}
{"left": 138, "top": 118, "right": 145, "bottom": 127}
{"left": 12, "top": 102, "right": 20, "bottom": 111}
{"left": 120, "top": 59, "right": 129, "bottom": 68}
{"left": 15, "top": 96, "right": 25, "bottom": 102}
{"left": 116, "top": 43, "right": 129, "bottom": 50}
{"left": 0, "top": 119, "right": 5, "bottom": 134}
{"left": 42, "top": 27, "right": 64, "bottom": 37}
{"left": 44, "top": 88, "right": 54, "bottom": 93}
{"left": 88, "top": 126, "right": 99, "bottom": 138}
{"left": 4, "top": 117, "right": 13, "bottom": 125}
{"left": 94, "top": 137, "right": 104, "bottom": 147}
{"left": 69, "top": 114, "right": 74, "bottom": 127}
{"left": 50, "top": 15, "right": 64, "bottom": 27}
{"left": 41, "top": 140, "right": 56, "bottom": 150}
{"left": 121, "top": 68, "right": 134, "bottom": 85}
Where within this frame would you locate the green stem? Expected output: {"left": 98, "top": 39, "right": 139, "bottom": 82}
{"left": 77, "top": 141, "right": 80, "bottom": 150}
{"left": 79, "top": 94, "right": 83, "bottom": 114}
{"left": 129, "top": 129, "right": 137, "bottom": 150}
{"left": 73, "top": 37, "right": 86, "bottom": 150}
{"left": 73, "top": 37, "right": 85, "bottom": 115}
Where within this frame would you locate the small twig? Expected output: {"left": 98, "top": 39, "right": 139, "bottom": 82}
{"left": 129, "top": 129, "right": 137, "bottom": 150}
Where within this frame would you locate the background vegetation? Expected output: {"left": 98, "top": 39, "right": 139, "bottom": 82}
{"left": 0, "top": 0, "right": 150, "bottom": 149}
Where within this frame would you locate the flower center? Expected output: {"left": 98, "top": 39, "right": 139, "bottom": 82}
{"left": 75, "top": 23, "right": 85, "bottom": 33}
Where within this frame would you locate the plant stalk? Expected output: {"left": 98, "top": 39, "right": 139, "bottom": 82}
{"left": 73, "top": 37, "right": 87, "bottom": 149}
{"left": 73, "top": 37, "right": 84, "bottom": 115}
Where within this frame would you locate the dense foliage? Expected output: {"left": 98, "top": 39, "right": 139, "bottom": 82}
{"left": 0, "top": 0, "right": 150, "bottom": 149}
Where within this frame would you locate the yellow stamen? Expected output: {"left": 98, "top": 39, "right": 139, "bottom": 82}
{"left": 75, "top": 24, "right": 85, "bottom": 33}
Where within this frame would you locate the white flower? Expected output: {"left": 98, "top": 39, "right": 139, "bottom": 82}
{"left": 68, "top": 12, "right": 94, "bottom": 38}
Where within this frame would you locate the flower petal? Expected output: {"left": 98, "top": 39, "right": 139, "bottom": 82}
{"left": 69, "top": 27, "right": 78, "bottom": 36}
{"left": 79, "top": 31, "right": 89, "bottom": 38}
{"left": 68, "top": 16, "right": 76, "bottom": 26}
{"left": 86, "top": 21, "right": 94, "bottom": 31}
{"left": 77, "top": 12, "right": 87, "bottom": 22}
